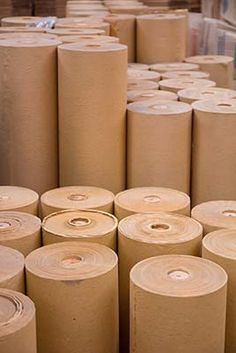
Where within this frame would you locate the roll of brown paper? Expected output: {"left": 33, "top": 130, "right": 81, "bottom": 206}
{"left": 185, "top": 55, "right": 234, "bottom": 88}
{"left": 192, "top": 200, "right": 236, "bottom": 234}
{"left": 127, "top": 100, "right": 192, "bottom": 193}
{"left": 128, "top": 63, "right": 149, "bottom": 70}
{"left": 119, "top": 213, "right": 203, "bottom": 352}
{"left": 128, "top": 79, "right": 159, "bottom": 91}
{"left": 0, "top": 288, "right": 37, "bottom": 353}
{"left": 104, "top": 14, "right": 135, "bottom": 62}
{"left": 42, "top": 209, "right": 117, "bottom": 250}
{"left": 178, "top": 87, "right": 236, "bottom": 104}
{"left": 127, "top": 89, "right": 178, "bottom": 103}
{"left": 58, "top": 42, "right": 127, "bottom": 194}
{"left": 47, "top": 28, "right": 106, "bottom": 36}
{"left": 159, "top": 78, "right": 216, "bottom": 93}
{"left": 162, "top": 70, "right": 210, "bottom": 80}
{"left": 203, "top": 229, "right": 236, "bottom": 353}
{"left": 114, "top": 187, "right": 190, "bottom": 220}
{"left": 128, "top": 68, "right": 161, "bottom": 82}
{"left": 55, "top": 19, "right": 110, "bottom": 35}
{"left": 0, "top": 27, "right": 45, "bottom": 33}
{"left": 59, "top": 34, "right": 119, "bottom": 44}
{"left": 0, "top": 212, "right": 41, "bottom": 256}
{"left": 130, "top": 255, "right": 227, "bottom": 353}
{"left": 192, "top": 99, "right": 236, "bottom": 205}
{"left": 0, "top": 186, "right": 39, "bottom": 215}
{"left": 137, "top": 14, "right": 187, "bottom": 64}
{"left": 150, "top": 62, "right": 200, "bottom": 73}
{"left": 0, "top": 245, "right": 24, "bottom": 292}
{"left": 25, "top": 241, "right": 118, "bottom": 353}
{"left": 1, "top": 16, "right": 43, "bottom": 27}
{"left": 0, "top": 38, "right": 60, "bottom": 195}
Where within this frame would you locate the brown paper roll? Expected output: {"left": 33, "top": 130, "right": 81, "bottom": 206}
{"left": 0, "top": 27, "right": 45, "bottom": 33}
{"left": 55, "top": 19, "right": 110, "bottom": 35}
{"left": 159, "top": 78, "right": 216, "bottom": 93}
{"left": 127, "top": 100, "right": 192, "bottom": 193}
{"left": 114, "top": 187, "right": 190, "bottom": 220}
{"left": 127, "top": 89, "right": 178, "bottom": 103}
{"left": 46, "top": 28, "right": 106, "bottom": 36}
{"left": 0, "top": 245, "right": 24, "bottom": 292}
{"left": 162, "top": 70, "right": 210, "bottom": 80}
{"left": 0, "top": 33, "right": 58, "bottom": 40}
{"left": 25, "top": 242, "right": 118, "bottom": 353}
{"left": 0, "top": 288, "right": 37, "bottom": 353}
{"left": 202, "top": 229, "right": 236, "bottom": 353}
{"left": 59, "top": 34, "right": 119, "bottom": 44}
{"left": 128, "top": 79, "right": 159, "bottom": 91}
{"left": 1, "top": 16, "right": 43, "bottom": 27}
{"left": 192, "top": 99, "right": 236, "bottom": 205}
{"left": 0, "top": 212, "right": 41, "bottom": 256}
{"left": 128, "top": 68, "right": 161, "bottom": 82}
{"left": 119, "top": 213, "right": 203, "bottom": 352}
{"left": 130, "top": 255, "right": 227, "bottom": 353}
{"left": 0, "top": 186, "right": 39, "bottom": 215}
{"left": 150, "top": 62, "right": 200, "bottom": 72}
{"left": 137, "top": 14, "right": 187, "bottom": 64}
{"left": 128, "top": 63, "right": 149, "bottom": 70}
{"left": 185, "top": 55, "right": 234, "bottom": 88}
{"left": 58, "top": 42, "right": 127, "bottom": 194}
{"left": 0, "top": 38, "right": 60, "bottom": 195}
{"left": 42, "top": 209, "right": 117, "bottom": 250}
{"left": 178, "top": 87, "right": 236, "bottom": 104}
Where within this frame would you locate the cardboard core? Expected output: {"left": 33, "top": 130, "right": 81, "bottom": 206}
{"left": 217, "top": 103, "right": 232, "bottom": 107}
{"left": 68, "top": 193, "right": 88, "bottom": 201}
{"left": 223, "top": 210, "right": 236, "bottom": 217}
{"left": 152, "top": 104, "right": 168, "bottom": 110}
{"left": 150, "top": 223, "right": 170, "bottom": 231}
{"left": 168, "top": 269, "right": 190, "bottom": 280}
{"left": 68, "top": 217, "right": 91, "bottom": 227}
{"left": 144, "top": 195, "right": 161, "bottom": 203}
{"left": 0, "top": 221, "right": 11, "bottom": 229}
{"left": 62, "top": 255, "right": 82, "bottom": 268}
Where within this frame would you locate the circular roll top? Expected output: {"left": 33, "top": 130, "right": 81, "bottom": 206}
{"left": 25, "top": 241, "right": 118, "bottom": 280}
{"left": 0, "top": 37, "right": 61, "bottom": 47}
{"left": 203, "top": 229, "right": 236, "bottom": 260}
{"left": 131, "top": 255, "right": 227, "bottom": 296}
{"left": 1, "top": 16, "right": 43, "bottom": 27}
{"left": 185, "top": 55, "right": 234, "bottom": 65}
{"left": 59, "top": 41, "right": 127, "bottom": 53}
{"left": 159, "top": 78, "right": 216, "bottom": 92}
{"left": 192, "top": 99, "right": 236, "bottom": 114}
{"left": 59, "top": 34, "right": 119, "bottom": 44}
{"left": 162, "top": 70, "right": 210, "bottom": 80}
{"left": 128, "top": 79, "right": 159, "bottom": 91}
{"left": 128, "top": 68, "right": 160, "bottom": 82}
{"left": 0, "top": 186, "right": 38, "bottom": 213}
{"left": 0, "top": 246, "right": 24, "bottom": 285}
{"left": 178, "top": 87, "right": 236, "bottom": 103}
{"left": 127, "top": 99, "right": 192, "bottom": 115}
{"left": 127, "top": 89, "right": 178, "bottom": 103}
{"left": 150, "top": 62, "right": 200, "bottom": 73}
{"left": 128, "top": 63, "right": 149, "bottom": 70}
{"left": 47, "top": 28, "right": 105, "bottom": 36}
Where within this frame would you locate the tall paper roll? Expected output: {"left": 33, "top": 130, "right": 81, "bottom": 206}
{"left": 192, "top": 99, "right": 236, "bottom": 205}
{"left": 203, "top": 229, "right": 236, "bottom": 353}
{"left": 128, "top": 79, "right": 159, "bottom": 91}
{"left": 1, "top": 16, "right": 43, "bottom": 27}
{"left": 25, "top": 242, "right": 118, "bottom": 353}
{"left": 58, "top": 43, "right": 127, "bottom": 194}
{"left": 114, "top": 187, "right": 190, "bottom": 220}
{"left": 0, "top": 186, "right": 39, "bottom": 215}
{"left": 150, "top": 62, "right": 200, "bottom": 73}
{"left": 0, "top": 245, "right": 24, "bottom": 292}
{"left": 0, "top": 289, "right": 37, "bottom": 353}
{"left": 59, "top": 34, "right": 119, "bottom": 44}
{"left": 46, "top": 28, "right": 106, "bottom": 36}
{"left": 119, "top": 213, "right": 203, "bottom": 352}
{"left": 0, "top": 38, "right": 60, "bottom": 195}
{"left": 162, "top": 70, "right": 210, "bottom": 80}
{"left": 178, "top": 87, "right": 236, "bottom": 104}
{"left": 127, "top": 89, "right": 178, "bottom": 103}
{"left": 128, "top": 63, "right": 149, "bottom": 70}
{"left": 159, "top": 78, "right": 216, "bottom": 93}
{"left": 127, "top": 100, "right": 192, "bottom": 193}
{"left": 128, "top": 68, "right": 160, "bottom": 82}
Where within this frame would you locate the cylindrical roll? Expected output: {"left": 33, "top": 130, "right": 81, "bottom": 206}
{"left": 119, "top": 214, "right": 203, "bottom": 352}
{"left": 130, "top": 255, "right": 227, "bottom": 353}
{"left": 59, "top": 34, "right": 119, "bottom": 44}
{"left": 127, "top": 100, "right": 192, "bottom": 193}
{"left": 0, "top": 186, "right": 39, "bottom": 215}
{"left": 150, "top": 62, "right": 200, "bottom": 73}
{"left": 202, "top": 229, "right": 236, "bottom": 353}
{"left": 0, "top": 288, "right": 37, "bottom": 353}
{"left": 162, "top": 70, "right": 210, "bottom": 80}
{"left": 192, "top": 200, "right": 236, "bottom": 234}
{"left": 58, "top": 43, "right": 127, "bottom": 194}
{"left": 0, "top": 212, "right": 41, "bottom": 256}
{"left": 137, "top": 14, "right": 187, "bottom": 64}
{"left": 128, "top": 79, "right": 159, "bottom": 91}
{"left": 55, "top": 20, "right": 110, "bottom": 35}
{"left": 0, "top": 38, "right": 60, "bottom": 195}
{"left": 185, "top": 55, "right": 234, "bottom": 88}
{"left": 127, "top": 89, "right": 178, "bottom": 103}
{"left": 25, "top": 242, "right": 118, "bottom": 353}
{"left": 192, "top": 99, "right": 236, "bottom": 205}
{"left": 41, "top": 186, "right": 114, "bottom": 217}
{"left": 0, "top": 245, "right": 24, "bottom": 292}
{"left": 104, "top": 14, "right": 135, "bottom": 62}
{"left": 128, "top": 63, "right": 149, "bottom": 70}
{"left": 1, "top": 16, "right": 42, "bottom": 27}
{"left": 178, "top": 87, "right": 236, "bottom": 104}
{"left": 159, "top": 78, "right": 216, "bottom": 93}
{"left": 46, "top": 28, "right": 106, "bottom": 36}
{"left": 114, "top": 187, "right": 190, "bottom": 220}
{"left": 128, "top": 68, "right": 160, "bottom": 82}
{"left": 42, "top": 209, "right": 117, "bottom": 250}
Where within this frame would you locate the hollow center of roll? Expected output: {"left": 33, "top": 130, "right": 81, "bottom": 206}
{"left": 68, "top": 193, "right": 88, "bottom": 201}
{"left": 62, "top": 255, "right": 82, "bottom": 268}
{"left": 0, "top": 295, "right": 19, "bottom": 325}
{"left": 184, "top": 80, "right": 194, "bottom": 84}
{"left": 0, "top": 221, "right": 11, "bottom": 229}
{"left": 203, "top": 57, "right": 215, "bottom": 60}
{"left": 68, "top": 217, "right": 91, "bottom": 227}
{"left": 150, "top": 223, "right": 170, "bottom": 231}
{"left": 152, "top": 104, "right": 168, "bottom": 110}
{"left": 223, "top": 210, "right": 236, "bottom": 217}
{"left": 141, "top": 93, "right": 155, "bottom": 97}
{"left": 202, "top": 91, "right": 214, "bottom": 95}
{"left": 86, "top": 44, "right": 101, "bottom": 47}
{"left": 168, "top": 269, "right": 190, "bottom": 280}
{"left": 217, "top": 103, "right": 232, "bottom": 107}
{"left": 0, "top": 195, "right": 9, "bottom": 201}
{"left": 144, "top": 195, "right": 161, "bottom": 203}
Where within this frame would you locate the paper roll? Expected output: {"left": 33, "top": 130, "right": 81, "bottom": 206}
{"left": 42, "top": 209, "right": 117, "bottom": 250}
{"left": 41, "top": 186, "right": 114, "bottom": 217}
{"left": 0, "top": 186, "right": 39, "bottom": 215}
{"left": 0, "top": 288, "right": 37, "bottom": 353}
{"left": 159, "top": 78, "right": 216, "bottom": 93}
{"left": 128, "top": 79, "right": 159, "bottom": 91}
{"left": 150, "top": 62, "right": 200, "bottom": 73}
{"left": 137, "top": 14, "right": 187, "bottom": 64}
{"left": 114, "top": 187, "right": 190, "bottom": 220}
{"left": 185, "top": 55, "right": 234, "bottom": 88}
{"left": 55, "top": 19, "right": 110, "bottom": 35}
{"left": 128, "top": 68, "right": 160, "bottom": 82}
{"left": 0, "top": 38, "right": 60, "bottom": 195}
{"left": 25, "top": 242, "right": 118, "bottom": 353}
{"left": 162, "top": 70, "right": 210, "bottom": 80}
{"left": 46, "top": 28, "right": 106, "bottom": 36}
{"left": 59, "top": 34, "right": 119, "bottom": 44}
{"left": 0, "top": 245, "right": 24, "bottom": 292}
{"left": 119, "top": 213, "right": 203, "bottom": 352}
{"left": 127, "top": 89, "right": 178, "bottom": 103}
{"left": 58, "top": 42, "right": 127, "bottom": 194}
{"left": 0, "top": 212, "right": 41, "bottom": 256}
{"left": 202, "top": 229, "right": 236, "bottom": 353}
{"left": 130, "top": 255, "right": 227, "bottom": 353}
{"left": 0, "top": 27, "right": 45, "bottom": 33}
{"left": 192, "top": 99, "right": 236, "bottom": 205}
{"left": 178, "top": 87, "right": 236, "bottom": 104}
{"left": 127, "top": 100, "right": 192, "bottom": 193}
{"left": 1, "top": 16, "right": 43, "bottom": 27}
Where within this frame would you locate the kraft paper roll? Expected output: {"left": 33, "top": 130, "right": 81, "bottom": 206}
{"left": 185, "top": 55, "right": 234, "bottom": 88}
{"left": 137, "top": 14, "right": 187, "bottom": 64}
{"left": 159, "top": 78, "right": 216, "bottom": 93}
{"left": 114, "top": 187, "right": 190, "bottom": 220}
{"left": 150, "top": 62, "right": 200, "bottom": 73}
{"left": 55, "top": 19, "right": 110, "bottom": 35}
{"left": 0, "top": 186, "right": 39, "bottom": 215}
{"left": 104, "top": 14, "right": 135, "bottom": 62}
{"left": 127, "top": 89, "right": 178, "bottom": 103}
{"left": 192, "top": 99, "right": 236, "bottom": 205}
{"left": 0, "top": 33, "right": 58, "bottom": 40}
{"left": 59, "top": 34, "right": 119, "bottom": 44}
{"left": 119, "top": 213, "right": 203, "bottom": 352}
{"left": 1, "top": 16, "right": 43, "bottom": 27}
{"left": 128, "top": 68, "right": 160, "bottom": 82}
{"left": 58, "top": 42, "right": 127, "bottom": 194}
{"left": 47, "top": 28, "right": 106, "bottom": 36}
{"left": 0, "top": 289, "right": 37, "bottom": 353}
{"left": 0, "top": 245, "right": 24, "bottom": 292}
{"left": 128, "top": 79, "right": 159, "bottom": 91}
{"left": 162, "top": 70, "right": 210, "bottom": 80}
{"left": 178, "top": 87, "right": 236, "bottom": 104}
{"left": 127, "top": 100, "right": 192, "bottom": 193}
{"left": 42, "top": 209, "right": 117, "bottom": 250}
{"left": 130, "top": 255, "right": 227, "bottom": 353}
{"left": 128, "top": 63, "right": 149, "bottom": 70}
{"left": 0, "top": 38, "right": 60, "bottom": 195}
{"left": 0, "top": 27, "right": 45, "bottom": 33}
{"left": 25, "top": 242, "right": 118, "bottom": 353}
{"left": 192, "top": 200, "right": 236, "bottom": 234}
{"left": 0, "top": 212, "right": 41, "bottom": 256}
{"left": 202, "top": 229, "right": 236, "bottom": 353}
